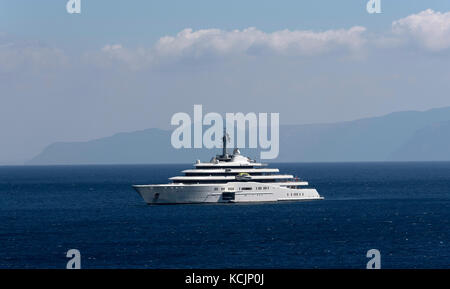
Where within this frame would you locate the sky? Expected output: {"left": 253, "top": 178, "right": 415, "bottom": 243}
{"left": 1, "top": 0, "right": 450, "bottom": 164}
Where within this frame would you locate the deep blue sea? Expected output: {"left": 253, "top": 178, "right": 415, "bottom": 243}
{"left": 0, "top": 162, "right": 449, "bottom": 269}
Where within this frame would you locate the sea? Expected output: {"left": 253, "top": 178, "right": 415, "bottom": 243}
{"left": 0, "top": 162, "right": 449, "bottom": 269}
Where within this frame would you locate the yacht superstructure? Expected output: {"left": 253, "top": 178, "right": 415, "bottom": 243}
{"left": 133, "top": 134, "right": 323, "bottom": 204}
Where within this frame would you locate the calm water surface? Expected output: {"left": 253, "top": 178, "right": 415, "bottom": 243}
{"left": 0, "top": 162, "right": 449, "bottom": 268}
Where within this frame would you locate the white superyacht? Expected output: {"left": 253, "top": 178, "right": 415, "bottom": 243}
{"left": 133, "top": 134, "right": 323, "bottom": 204}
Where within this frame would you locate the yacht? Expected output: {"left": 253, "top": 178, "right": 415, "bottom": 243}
{"left": 133, "top": 134, "right": 323, "bottom": 204}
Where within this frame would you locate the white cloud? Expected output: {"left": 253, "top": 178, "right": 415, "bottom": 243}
{"left": 6, "top": 9, "right": 450, "bottom": 73}
{"left": 97, "top": 44, "right": 153, "bottom": 70}
{"left": 0, "top": 36, "right": 67, "bottom": 72}
{"left": 392, "top": 9, "right": 450, "bottom": 51}
{"left": 155, "top": 26, "right": 367, "bottom": 56}
{"left": 96, "top": 26, "right": 367, "bottom": 69}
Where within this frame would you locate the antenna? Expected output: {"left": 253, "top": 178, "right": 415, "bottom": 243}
{"left": 222, "top": 128, "right": 228, "bottom": 157}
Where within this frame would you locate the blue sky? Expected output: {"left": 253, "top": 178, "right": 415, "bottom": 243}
{"left": 2, "top": 1, "right": 450, "bottom": 47}
{"left": 1, "top": 1, "right": 450, "bottom": 164}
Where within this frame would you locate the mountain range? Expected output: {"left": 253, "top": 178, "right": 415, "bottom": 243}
{"left": 27, "top": 106, "right": 450, "bottom": 164}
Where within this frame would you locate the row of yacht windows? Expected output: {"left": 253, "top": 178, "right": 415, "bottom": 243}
{"left": 195, "top": 166, "right": 255, "bottom": 169}
{"left": 185, "top": 172, "right": 272, "bottom": 176}
{"left": 173, "top": 179, "right": 286, "bottom": 184}
{"left": 159, "top": 187, "right": 305, "bottom": 196}
{"left": 213, "top": 186, "right": 270, "bottom": 191}
{"left": 288, "top": 192, "right": 305, "bottom": 196}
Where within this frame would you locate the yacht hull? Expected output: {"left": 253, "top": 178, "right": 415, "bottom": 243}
{"left": 133, "top": 182, "right": 323, "bottom": 204}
